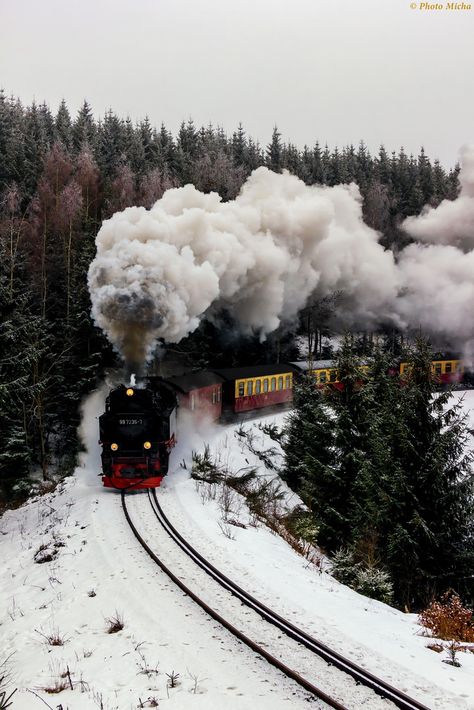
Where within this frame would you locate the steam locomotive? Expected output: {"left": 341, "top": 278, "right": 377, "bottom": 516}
{"left": 99, "top": 380, "right": 177, "bottom": 489}
{"left": 99, "top": 356, "right": 464, "bottom": 490}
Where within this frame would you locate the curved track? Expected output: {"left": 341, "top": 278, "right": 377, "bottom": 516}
{"left": 122, "top": 489, "right": 432, "bottom": 710}
{"left": 122, "top": 490, "right": 346, "bottom": 709}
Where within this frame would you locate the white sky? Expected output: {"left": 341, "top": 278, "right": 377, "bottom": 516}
{"left": 1, "top": 0, "right": 473, "bottom": 168}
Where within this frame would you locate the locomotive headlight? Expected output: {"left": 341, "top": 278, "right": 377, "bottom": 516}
{"left": 143, "top": 441, "right": 152, "bottom": 450}
{"left": 111, "top": 443, "right": 118, "bottom": 451}
{"left": 126, "top": 388, "right": 134, "bottom": 396}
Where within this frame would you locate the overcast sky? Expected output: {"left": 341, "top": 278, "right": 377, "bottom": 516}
{"left": 1, "top": 0, "right": 473, "bottom": 168}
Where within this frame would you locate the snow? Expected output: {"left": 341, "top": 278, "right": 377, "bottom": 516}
{"left": 1, "top": 388, "right": 474, "bottom": 709}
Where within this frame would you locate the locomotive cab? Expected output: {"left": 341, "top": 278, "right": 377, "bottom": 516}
{"left": 99, "top": 383, "right": 177, "bottom": 489}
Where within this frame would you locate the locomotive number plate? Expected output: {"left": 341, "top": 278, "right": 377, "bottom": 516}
{"left": 119, "top": 419, "right": 144, "bottom": 425}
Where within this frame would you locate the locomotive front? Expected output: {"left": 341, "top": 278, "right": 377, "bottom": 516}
{"left": 99, "top": 383, "right": 177, "bottom": 489}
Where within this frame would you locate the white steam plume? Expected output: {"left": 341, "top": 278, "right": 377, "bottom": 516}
{"left": 88, "top": 147, "right": 474, "bottom": 365}
{"left": 403, "top": 145, "right": 474, "bottom": 251}
{"left": 399, "top": 145, "right": 474, "bottom": 356}
{"left": 88, "top": 168, "right": 399, "bottom": 365}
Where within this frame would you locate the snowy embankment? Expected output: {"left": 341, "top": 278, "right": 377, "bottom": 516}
{"left": 1, "top": 389, "right": 474, "bottom": 709}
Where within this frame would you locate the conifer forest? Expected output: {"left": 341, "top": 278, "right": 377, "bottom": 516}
{"left": 1, "top": 93, "right": 473, "bottom": 610}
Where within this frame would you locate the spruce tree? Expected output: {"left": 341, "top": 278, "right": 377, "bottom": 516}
{"left": 55, "top": 99, "right": 73, "bottom": 150}
{"left": 282, "top": 375, "right": 337, "bottom": 547}
{"left": 385, "top": 339, "right": 474, "bottom": 607}
{"left": 72, "top": 100, "right": 96, "bottom": 153}
{"left": 348, "top": 349, "right": 404, "bottom": 562}
{"left": 266, "top": 127, "right": 282, "bottom": 173}
{"left": 325, "top": 336, "right": 369, "bottom": 549}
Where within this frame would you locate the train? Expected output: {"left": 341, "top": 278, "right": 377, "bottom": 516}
{"left": 99, "top": 356, "right": 465, "bottom": 490}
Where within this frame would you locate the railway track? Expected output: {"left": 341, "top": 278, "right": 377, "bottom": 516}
{"left": 122, "top": 489, "right": 432, "bottom": 710}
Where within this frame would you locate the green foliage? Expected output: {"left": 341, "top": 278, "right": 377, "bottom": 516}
{"left": 258, "top": 421, "right": 284, "bottom": 444}
{"left": 190, "top": 445, "right": 224, "bottom": 483}
{"left": 283, "top": 507, "right": 319, "bottom": 546}
{"left": 332, "top": 548, "right": 360, "bottom": 586}
{"left": 353, "top": 568, "right": 394, "bottom": 605}
{"left": 283, "top": 338, "right": 474, "bottom": 609}
{"left": 332, "top": 547, "right": 394, "bottom": 604}
{"left": 0, "top": 90, "right": 464, "bottom": 520}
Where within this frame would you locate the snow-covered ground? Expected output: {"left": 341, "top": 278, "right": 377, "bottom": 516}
{"left": 1, "top": 388, "right": 474, "bottom": 709}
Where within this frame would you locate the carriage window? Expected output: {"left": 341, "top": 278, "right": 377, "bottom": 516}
{"left": 285, "top": 375, "right": 291, "bottom": 389}
{"left": 247, "top": 381, "right": 253, "bottom": 396}
{"left": 263, "top": 379, "right": 269, "bottom": 392}
{"left": 212, "top": 390, "right": 217, "bottom": 404}
{"left": 329, "top": 370, "right": 337, "bottom": 382}
{"left": 278, "top": 377, "right": 283, "bottom": 390}
{"left": 271, "top": 377, "right": 276, "bottom": 391}
{"left": 445, "top": 362, "right": 452, "bottom": 373}
{"left": 217, "top": 388, "right": 221, "bottom": 402}
{"left": 256, "top": 380, "right": 261, "bottom": 394}
{"left": 238, "top": 382, "right": 245, "bottom": 397}
{"left": 319, "top": 371, "right": 327, "bottom": 383}
{"left": 190, "top": 394, "right": 195, "bottom": 411}
{"left": 434, "top": 363, "right": 442, "bottom": 375}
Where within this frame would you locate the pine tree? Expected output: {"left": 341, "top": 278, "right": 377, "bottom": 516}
{"left": 299, "top": 145, "right": 313, "bottom": 183}
{"left": 376, "top": 145, "right": 392, "bottom": 186}
{"left": 432, "top": 159, "right": 448, "bottom": 205}
{"left": 282, "top": 376, "right": 337, "bottom": 546}
{"left": 55, "top": 99, "right": 72, "bottom": 150}
{"left": 23, "top": 102, "right": 49, "bottom": 196}
{"left": 418, "top": 147, "right": 434, "bottom": 204}
{"left": 312, "top": 142, "right": 325, "bottom": 184}
{"left": 348, "top": 349, "right": 404, "bottom": 556}
{"left": 356, "top": 141, "right": 373, "bottom": 188}
{"left": 324, "top": 336, "right": 369, "bottom": 549}
{"left": 38, "top": 102, "right": 55, "bottom": 146}
{"left": 232, "top": 123, "right": 246, "bottom": 166}
{"left": 266, "top": 127, "right": 282, "bottom": 172}
{"left": 343, "top": 144, "right": 358, "bottom": 183}
{"left": 282, "top": 141, "right": 300, "bottom": 175}
{"left": 385, "top": 339, "right": 474, "bottom": 607}
{"left": 176, "top": 119, "right": 199, "bottom": 183}
{"left": 97, "top": 110, "right": 125, "bottom": 178}
{"left": 245, "top": 137, "right": 263, "bottom": 171}
{"left": 72, "top": 100, "right": 96, "bottom": 153}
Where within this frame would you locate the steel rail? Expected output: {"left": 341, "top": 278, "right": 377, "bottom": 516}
{"left": 150, "top": 488, "right": 432, "bottom": 710}
{"left": 121, "top": 489, "right": 348, "bottom": 710}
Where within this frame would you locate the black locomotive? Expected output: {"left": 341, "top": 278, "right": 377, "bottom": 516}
{"left": 99, "top": 381, "right": 177, "bottom": 489}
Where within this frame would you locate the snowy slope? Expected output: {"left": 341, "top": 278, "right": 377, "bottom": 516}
{"left": 1, "top": 388, "right": 473, "bottom": 709}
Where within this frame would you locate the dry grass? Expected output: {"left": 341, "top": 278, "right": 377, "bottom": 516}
{"left": 105, "top": 611, "right": 124, "bottom": 634}
{"left": 42, "top": 678, "right": 69, "bottom": 694}
{"left": 35, "top": 627, "right": 68, "bottom": 647}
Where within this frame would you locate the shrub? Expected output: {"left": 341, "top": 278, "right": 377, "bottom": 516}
{"left": 282, "top": 507, "right": 319, "bottom": 546}
{"left": 331, "top": 547, "right": 360, "bottom": 586}
{"left": 353, "top": 567, "right": 394, "bottom": 604}
{"left": 419, "top": 592, "right": 474, "bottom": 642}
{"left": 332, "top": 548, "right": 394, "bottom": 604}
